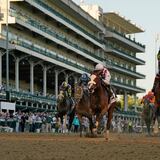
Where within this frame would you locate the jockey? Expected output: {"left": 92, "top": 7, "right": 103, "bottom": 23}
{"left": 94, "top": 63, "right": 116, "bottom": 101}
{"left": 59, "top": 81, "right": 75, "bottom": 109}
{"left": 60, "top": 81, "right": 72, "bottom": 97}
{"left": 141, "top": 91, "right": 155, "bottom": 108}
{"left": 79, "top": 73, "right": 90, "bottom": 86}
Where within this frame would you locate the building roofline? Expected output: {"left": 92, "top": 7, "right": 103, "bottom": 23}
{"left": 103, "top": 12, "right": 144, "bottom": 34}
{"left": 59, "top": 0, "right": 104, "bottom": 31}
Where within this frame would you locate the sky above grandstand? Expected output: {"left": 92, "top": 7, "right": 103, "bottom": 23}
{"left": 73, "top": 0, "right": 160, "bottom": 96}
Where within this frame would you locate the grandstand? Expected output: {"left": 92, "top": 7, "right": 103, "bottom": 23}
{"left": 0, "top": 0, "right": 145, "bottom": 115}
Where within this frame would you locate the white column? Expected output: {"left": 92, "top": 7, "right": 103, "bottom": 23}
{"left": 124, "top": 91, "right": 128, "bottom": 111}
{"left": 0, "top": 52, "right": 2, "bottom": 86}
{"left": 134, "top": 94, "right": 137, "bottom": 112}
{"left": 65, "top": 74, "right": 68, "bottom": 83}
{"left": 43, "top": 66, "right": 47, "bottom": 96}
{"left": 15, "top": 58, "right": 20, "bottom": 91}
{"left": 30, "top": 61, "right": 34, "bottom": 94}
{"left": 74, "top": 76, "right": 78, "bottom": 84}
{"left": 55, "top": 70, "right": 59, "bottom": 98}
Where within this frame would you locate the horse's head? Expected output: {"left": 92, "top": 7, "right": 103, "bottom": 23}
{"left": 88, "top": 71, "right": 101, "bottom": 93}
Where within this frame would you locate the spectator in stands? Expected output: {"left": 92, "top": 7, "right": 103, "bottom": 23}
{"left": 128, "top": 120, "right": 133, "bottom": 133}
{"left": 46, "top": 113, "right": 52, "bottom": 132}
{"left": 28, "top": 113, "right": 33, "bottom": 132}
{"left": 72, "top": 115, "right": 80, "bottom": 133}
{"left": 20, "top": 113, "right": 26, "bottom": 132}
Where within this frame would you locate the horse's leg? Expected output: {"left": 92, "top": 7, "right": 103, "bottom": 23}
{"left": 63, "top": 115, "right": 67, "bottom": 133}
{"left": 105, "top": 102, "right": 116, "bottom": 141}
{"left": 146, "top": 107, "right": 152, "bottom": 136}
{"left": 141, "top": 117, "right": 145, "bottom": 133}
{"left": 77, "top": 114, "right": 83, "bottom": 137}
{"left": 59, "top": 114, "right": 63, "bottom": 133}
{"left": 156, "top": 107, "right": 160, "bottom": 136}
{"left": 94, "top": 104, "right": 108, "bottom": 134}
{"left": 68, "top": 109, "right": 75, "bottom": 133}
{"left": 88, "top": 115, "right": 95, "bottom": 135}
{"left": 145, "top": 119, "right": 151, "bottom": 136}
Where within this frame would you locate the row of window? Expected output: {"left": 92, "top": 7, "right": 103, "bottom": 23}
{"left": 9, "top": 8, "right": 102, "bottom": 62}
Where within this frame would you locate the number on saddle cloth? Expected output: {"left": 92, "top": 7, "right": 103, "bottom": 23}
{"left": 74, "top": 83, "right": 83, "bottom": 100}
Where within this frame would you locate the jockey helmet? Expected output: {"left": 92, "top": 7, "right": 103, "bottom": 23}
{"left": 62, "top": 81, "right": 68, "bottom": 87}
{"left": 94, "top": 63, "right": 104, "bottom": 71}
{"left": 81, "top": 73, "right": 88, "bottom": 79}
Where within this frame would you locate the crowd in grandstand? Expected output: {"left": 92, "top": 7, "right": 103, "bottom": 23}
{"left": 0, "top": 111, "right": 141, "bottom": 134}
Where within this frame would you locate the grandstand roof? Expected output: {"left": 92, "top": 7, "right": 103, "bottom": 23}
{"left": 103, "top": 12, "right": 144, "bottom": 34}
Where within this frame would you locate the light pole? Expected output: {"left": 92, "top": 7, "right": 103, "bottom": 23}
{"left": 6, "top": 0, "right": 9, "bottom": 91}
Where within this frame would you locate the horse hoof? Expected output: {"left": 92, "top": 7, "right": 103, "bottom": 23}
{"left": 92, "top": 128, "right": 97, "bottom": 135}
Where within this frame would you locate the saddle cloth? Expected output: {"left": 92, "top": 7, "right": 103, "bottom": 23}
{"left": 74, "top": 85, "right": 83, "bottom": 99}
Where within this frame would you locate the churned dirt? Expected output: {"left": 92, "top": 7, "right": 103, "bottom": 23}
{"left": 0, "top": 133, "right": 160, "bottom": 160}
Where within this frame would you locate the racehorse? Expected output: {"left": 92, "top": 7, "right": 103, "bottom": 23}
{"left": 141, "top": 98, "right": 154, "bottom": 135}
{"left": 87, "top": 70, "right": 116, "bottom": 140}
{"left": 153, "top": 76, "right": 160, "bottom": 134}
{"left": 75, "top": 83, "right": 95, "bottom": 137}
{"left": 57, "top": 91, "right": 75, "bottom": 132}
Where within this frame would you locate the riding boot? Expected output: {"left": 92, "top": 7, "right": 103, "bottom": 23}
{"left": 107, "top": 85, "right": 114, "bottom": 99}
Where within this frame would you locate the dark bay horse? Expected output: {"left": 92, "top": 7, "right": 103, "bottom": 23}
{"left": 75, "top": 83, "right": 96, "bottom": 137}
{"left": 141, "top": 98, "right": 154, "bottom": 135}
{"left": 57, "top": 91, "right": 75, "bottom": 132}
{"left": 153, "top": 75, "right": 160, "bottom": 133}
{"left": 87, "top": 70, "right": 116, "bottom": 140}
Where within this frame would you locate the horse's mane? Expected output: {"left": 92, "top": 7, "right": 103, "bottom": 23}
{"left": 91, "top": 70, "right": 102, "bottom": 76}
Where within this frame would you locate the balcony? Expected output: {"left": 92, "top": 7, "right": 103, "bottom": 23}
{"left": 10, "top": 90, "right": 56, "bottom": 105}
{"left": 111, "top": 80, "right": 145, "bottom": 93}
{"left": 24, "top": 0, "right": 104, "bottom": 48}
{"left": 10, "top": 9, "right": 103, "bottom": 64}
{"left": 105, "top": 28, "right": 145, "bottom": 52}
{"left": 107, "top": 61, "right": 145, "bottom": 79}
{"left": 8, "top": 37, "right": 91, "bottom": 74}
{"left": 106, "top": 46, "right": 145, "bottom": 65}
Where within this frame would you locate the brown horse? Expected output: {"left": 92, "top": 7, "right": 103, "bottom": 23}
{"left": 141, "top": 98, "right": 155, "bottom": 135}
{"left": 75, "top": 83, "right": 96, "bottom": 137}
{"left": 57, "top": 91, "right": 75, "bottom": 132}
{"left": 153, "top": 75, "right": 160, "bottom": 133}
{"left": 87, "top": 70, "right": 116, "bottom": 140}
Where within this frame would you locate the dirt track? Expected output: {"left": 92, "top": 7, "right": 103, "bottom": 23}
{"left": 0, "top": 133, "right": 160, "bottom": 160}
